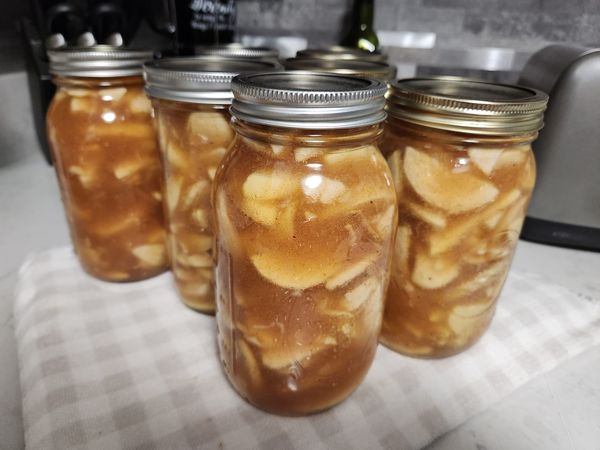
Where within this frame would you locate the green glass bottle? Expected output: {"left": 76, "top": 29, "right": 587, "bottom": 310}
{"left": 341, "top": 0, "right": 379, "bottom": 52}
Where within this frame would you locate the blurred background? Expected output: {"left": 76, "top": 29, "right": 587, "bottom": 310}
{"left": 2, "top": 0, "right": 599, "bottom": 76}
{"left": 0, "top": 0, "right": 600, "bottom": 75}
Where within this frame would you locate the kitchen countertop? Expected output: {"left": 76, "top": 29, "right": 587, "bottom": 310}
{"left": 1, "top": 71, "right": 599, "bottom": 450}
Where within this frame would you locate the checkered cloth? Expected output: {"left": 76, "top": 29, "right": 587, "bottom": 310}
{"left": 14, "top": 247, "right": 600, "bottom": 450}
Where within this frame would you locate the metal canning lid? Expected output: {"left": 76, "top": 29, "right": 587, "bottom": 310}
{"left": 194, "top": 44, "right": 279, "bottom": 60}
{"left": 230, "top": 71, "right": 387, "bottom": 129}
{"left": 296, "top": 46, "right": 387, "bottom": 62}
{"left": 143, "top": 56, "right": 281, "bottom": 104}
{"left": 48, "top": 45, "right": 153, "bottom": 78}
{"left": 284, "top": 58, "right": 396, "bottom": 82}
{"left": 387, "top": 77, "right": 549, "bottom": 135}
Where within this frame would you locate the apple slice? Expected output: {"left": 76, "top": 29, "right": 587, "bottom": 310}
{"left": 191, "top": 208, "right": 209, "bottom": 228}
{"left": 65, "top": 88, "right": 91, "bottom": 97}
{"left": 521, "top": 154, "right": 536, "bottom": 190}
{"left": 394, "top": 225, "right": 412, "bottom": 275}
{"left": 209, "top": 146, "right": 227, "bottom": 160}
{"left": 241, "top": 198, "right": 277, "bottom": 226}
{"left": 207, "top": 166, "right": 217, "bottom": 180}
{"left": 270, "top": 144, "right": 286, "bottom": 155}
{"left": 129, "top": 93, "right": 152, "bottom": 114}
{"left": 342, "top": 277, "right": 381, "bottom": 311}
{"left": 176, "top": 232, "right": 212, "bottom": 253}
{"left": 428, "top": 189, "right": 522, "bottom": 255}
{"left": 382, "top": 340, "right": 433, "bottom": 356}
{"left": 404, "top": 146, "right": 499, "bottom": 214}
{"left": 91, "top": 211, "right": 141, "bottom": 237}
{"left": 181, "top": 179, "right": 209, "bottom": 209}
{"left": 448, "top": 303, "right": 492, "bottom": 336}
{"left": 260, "top": 336, "right": 337, "bottom": 370}
{"left": 325, "top": 252, "right": 378, "bottom": 290}
{"left": 156, "top": 115, "right": 169, "bottom": 152}
{"left": 359, "top": 281, "right": 384, "bottom": 333}
{"left": 405, "top": 201, "right": 447, "bottom": 229}
{"left": 494, "top": 147, "right": 528, "bottom": 170}
{"left": 70, "top": 98, "right": 94, "bottom": 113}
{"left": 176, "top": 252, "right": 212, "bottom": 268}
{"left": 242, "top": 170, "right": 298, "bottom": 201}
{"left": 113, "top": 158, "right": 149, "bottom": 180}
{"left": 371, "top": 204, "right": 396, "bottom": 241}
{"left": 302, "top": 176, "right": 347, "bottom": 204}
{"left": 294, "top": 147, "right": 322, "bottom": 162}
{"left": 493, "top": 195, "right": 527, "bottom": 234}
{"left": 238, "top": 340, "right": 261, "bottom": 385}
{"left": 251, "top": 252, "right": 340, "bottom": 290}
{"left": 241, "top": 198, "right": 296, "bottom": 236}
{"left": 316, "top": 177, "right": 396, "bottom": 221}
{"left": 448, "top": 260, "right": 507, "bottom": 299}
{"left": 215, "top": 190, "right": 242, "bottom": 255}
{"left": 468, "top": 148, "right": 503, "bottom": 175}
{"left": 412, "top": 252, "right": 459, "bottom": 289}
{"left": 187, "top": 110, "right": 233, "bottom": 146}
{"left": 179, "top": 281, "right": 210, "bottom": 297}
{"left": 386, "top": 149, "right": 403, "bottom": 195}
{"left": 99, "top": 87, "right": 127, "bottom": 101}
{"left": 132, "top": 244, "right": 166, "bottom": 266}
{"left": 166, "top": 176, "right": 183, "bottom": 212}
{"left": 167, "top": 141, "right": 188, "bottom": 169}
{"left": 68, "top": 165, "right": 95, "bottom": 188}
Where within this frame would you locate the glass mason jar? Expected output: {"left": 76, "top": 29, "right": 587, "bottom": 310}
{"left": 214, "top": 72, "right": 396, "bottom": 415}
{"left": 46, "top": 46, "right": 168, "bottom": 282}
{"left": 380, "top": 77, "right": 548, "bottom": 358}
{"left": 144, "top": 57, "right": 279, "bottom": 313}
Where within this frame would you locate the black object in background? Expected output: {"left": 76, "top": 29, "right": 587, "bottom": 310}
{"left": 160, "top": 0, "right": 237, "bottom": 54}
{"left": 21, "top": 17, "right": 55, "bottom": 163}
{"left": 88, "top": 0, "right": 143, "bottom": 44}
{"left": 22, "top": 0, "right": 145, "bottom": 164}
{"left": 30, "top": 0, "right": 143, "bottom": 46}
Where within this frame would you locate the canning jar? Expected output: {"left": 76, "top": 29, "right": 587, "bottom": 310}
{"left": 380, "top": 77, "right": 548, "bottom": 358}
{"left": 144, "top": 57, "right": 279, "bottom": 313}
{"left": 214, "top": 72, "right": 396, "bottom": 415}
{"left": 46, "top": 46, "right": 168, "bottom": 282}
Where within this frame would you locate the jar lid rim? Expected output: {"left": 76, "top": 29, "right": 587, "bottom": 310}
{"left": 387, "top": 76, "right": 549, "bottom": 135}
{"left": 230, "top": 71, "right": 387, "bottom": 129}
{"left": 283, "top": 58, "right": 396, "bottom": 82}
{"left": 194, "top": 44, "right": 279, "bottom": 59}
{"left": 143, "top": 57, "right": 281, "bottom": 104}
{"left": 48, "top": 45, "right": 152, "bottom": 77}
{"left": 296, "top": 46, "right": 387, "bottom": 62}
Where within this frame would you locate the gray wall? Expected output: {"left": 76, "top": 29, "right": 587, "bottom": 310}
{"left": 237, "top": 0, "right": 353, "bottom": 45}
{"left": 2, "top": 1, "right": 599, "bottom": 73}
{"left": 238, "top": 0, "right": 600, "bottom": 50}
{"left": 376, "top": 0, "right": 600, "bottom": 50}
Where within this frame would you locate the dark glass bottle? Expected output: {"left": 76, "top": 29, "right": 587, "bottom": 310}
{"left": 174, "top": 0, "right": 236, "bottom": 54}
{"left": 341, "top": 0, "right": 379, "bottom": 52}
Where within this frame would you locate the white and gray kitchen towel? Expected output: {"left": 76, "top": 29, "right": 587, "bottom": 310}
{"left": 14, "top": 247, "right": 600, "bottom": 450}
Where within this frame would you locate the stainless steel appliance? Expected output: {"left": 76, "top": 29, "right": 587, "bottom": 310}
{"left": 519, "top": 44, "right": 600, "bottom": 251}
